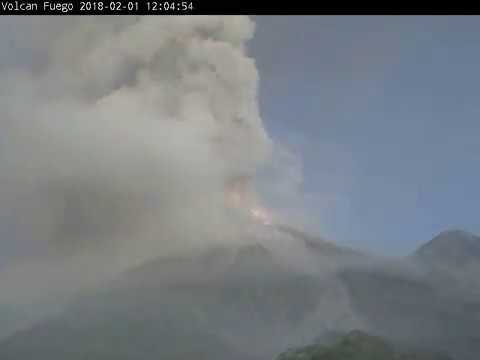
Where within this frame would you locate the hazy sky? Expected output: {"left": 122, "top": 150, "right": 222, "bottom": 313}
{"left": 250, "top": 16, "right": 480, "bottom": 255}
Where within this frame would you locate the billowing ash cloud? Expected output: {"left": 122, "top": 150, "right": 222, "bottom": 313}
{"left": 0, "top": 16, "right": 272, "bottom": 257}
{"left": 0, "top": 16, "right": 274, "bottom": 303}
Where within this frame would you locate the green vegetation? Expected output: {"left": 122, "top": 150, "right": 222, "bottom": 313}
{"left": 276, "top": 330, "right": 452, "bottom": 360}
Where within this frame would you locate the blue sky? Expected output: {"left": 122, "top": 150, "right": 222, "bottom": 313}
{"left": 249, "top": 16, "right": 480, "bottom": 255}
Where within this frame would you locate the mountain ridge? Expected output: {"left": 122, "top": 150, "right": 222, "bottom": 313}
{"left": 1, "top": 226, "right": 480, "bottom": 359}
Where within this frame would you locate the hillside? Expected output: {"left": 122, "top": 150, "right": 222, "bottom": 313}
{"left": 1, "top": 227, "right": 479, "bottom": 360}
{"left": 276, "top": 330, "right": 453, "bottom": 360}
{"left": 413, "top": 229, "right": 480, "bottom": 301}
{"left": 414, "top": 230, "right": 480, "bottom": 268}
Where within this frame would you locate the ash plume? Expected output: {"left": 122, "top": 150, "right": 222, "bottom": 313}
{"left": 0, "top": 16, "right": 274, "bottom": 303}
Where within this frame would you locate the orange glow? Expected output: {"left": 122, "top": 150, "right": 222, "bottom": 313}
{"left": 225, "top": 176, "right": 273, "bottom": 226}
{"left": 250, "top": 206, "right": 272, "bottom": 226}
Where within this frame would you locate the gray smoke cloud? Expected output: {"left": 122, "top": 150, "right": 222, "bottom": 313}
{"left": 0, "top": 16, "right": 274, "bottom": 305}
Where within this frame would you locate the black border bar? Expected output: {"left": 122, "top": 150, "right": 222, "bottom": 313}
{"left": 0, "top": 0, "right": 475, "bottom": 15}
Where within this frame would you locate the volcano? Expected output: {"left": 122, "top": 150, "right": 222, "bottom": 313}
{"left": 1, "top": 226, "right": 479, "bottom": 360}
